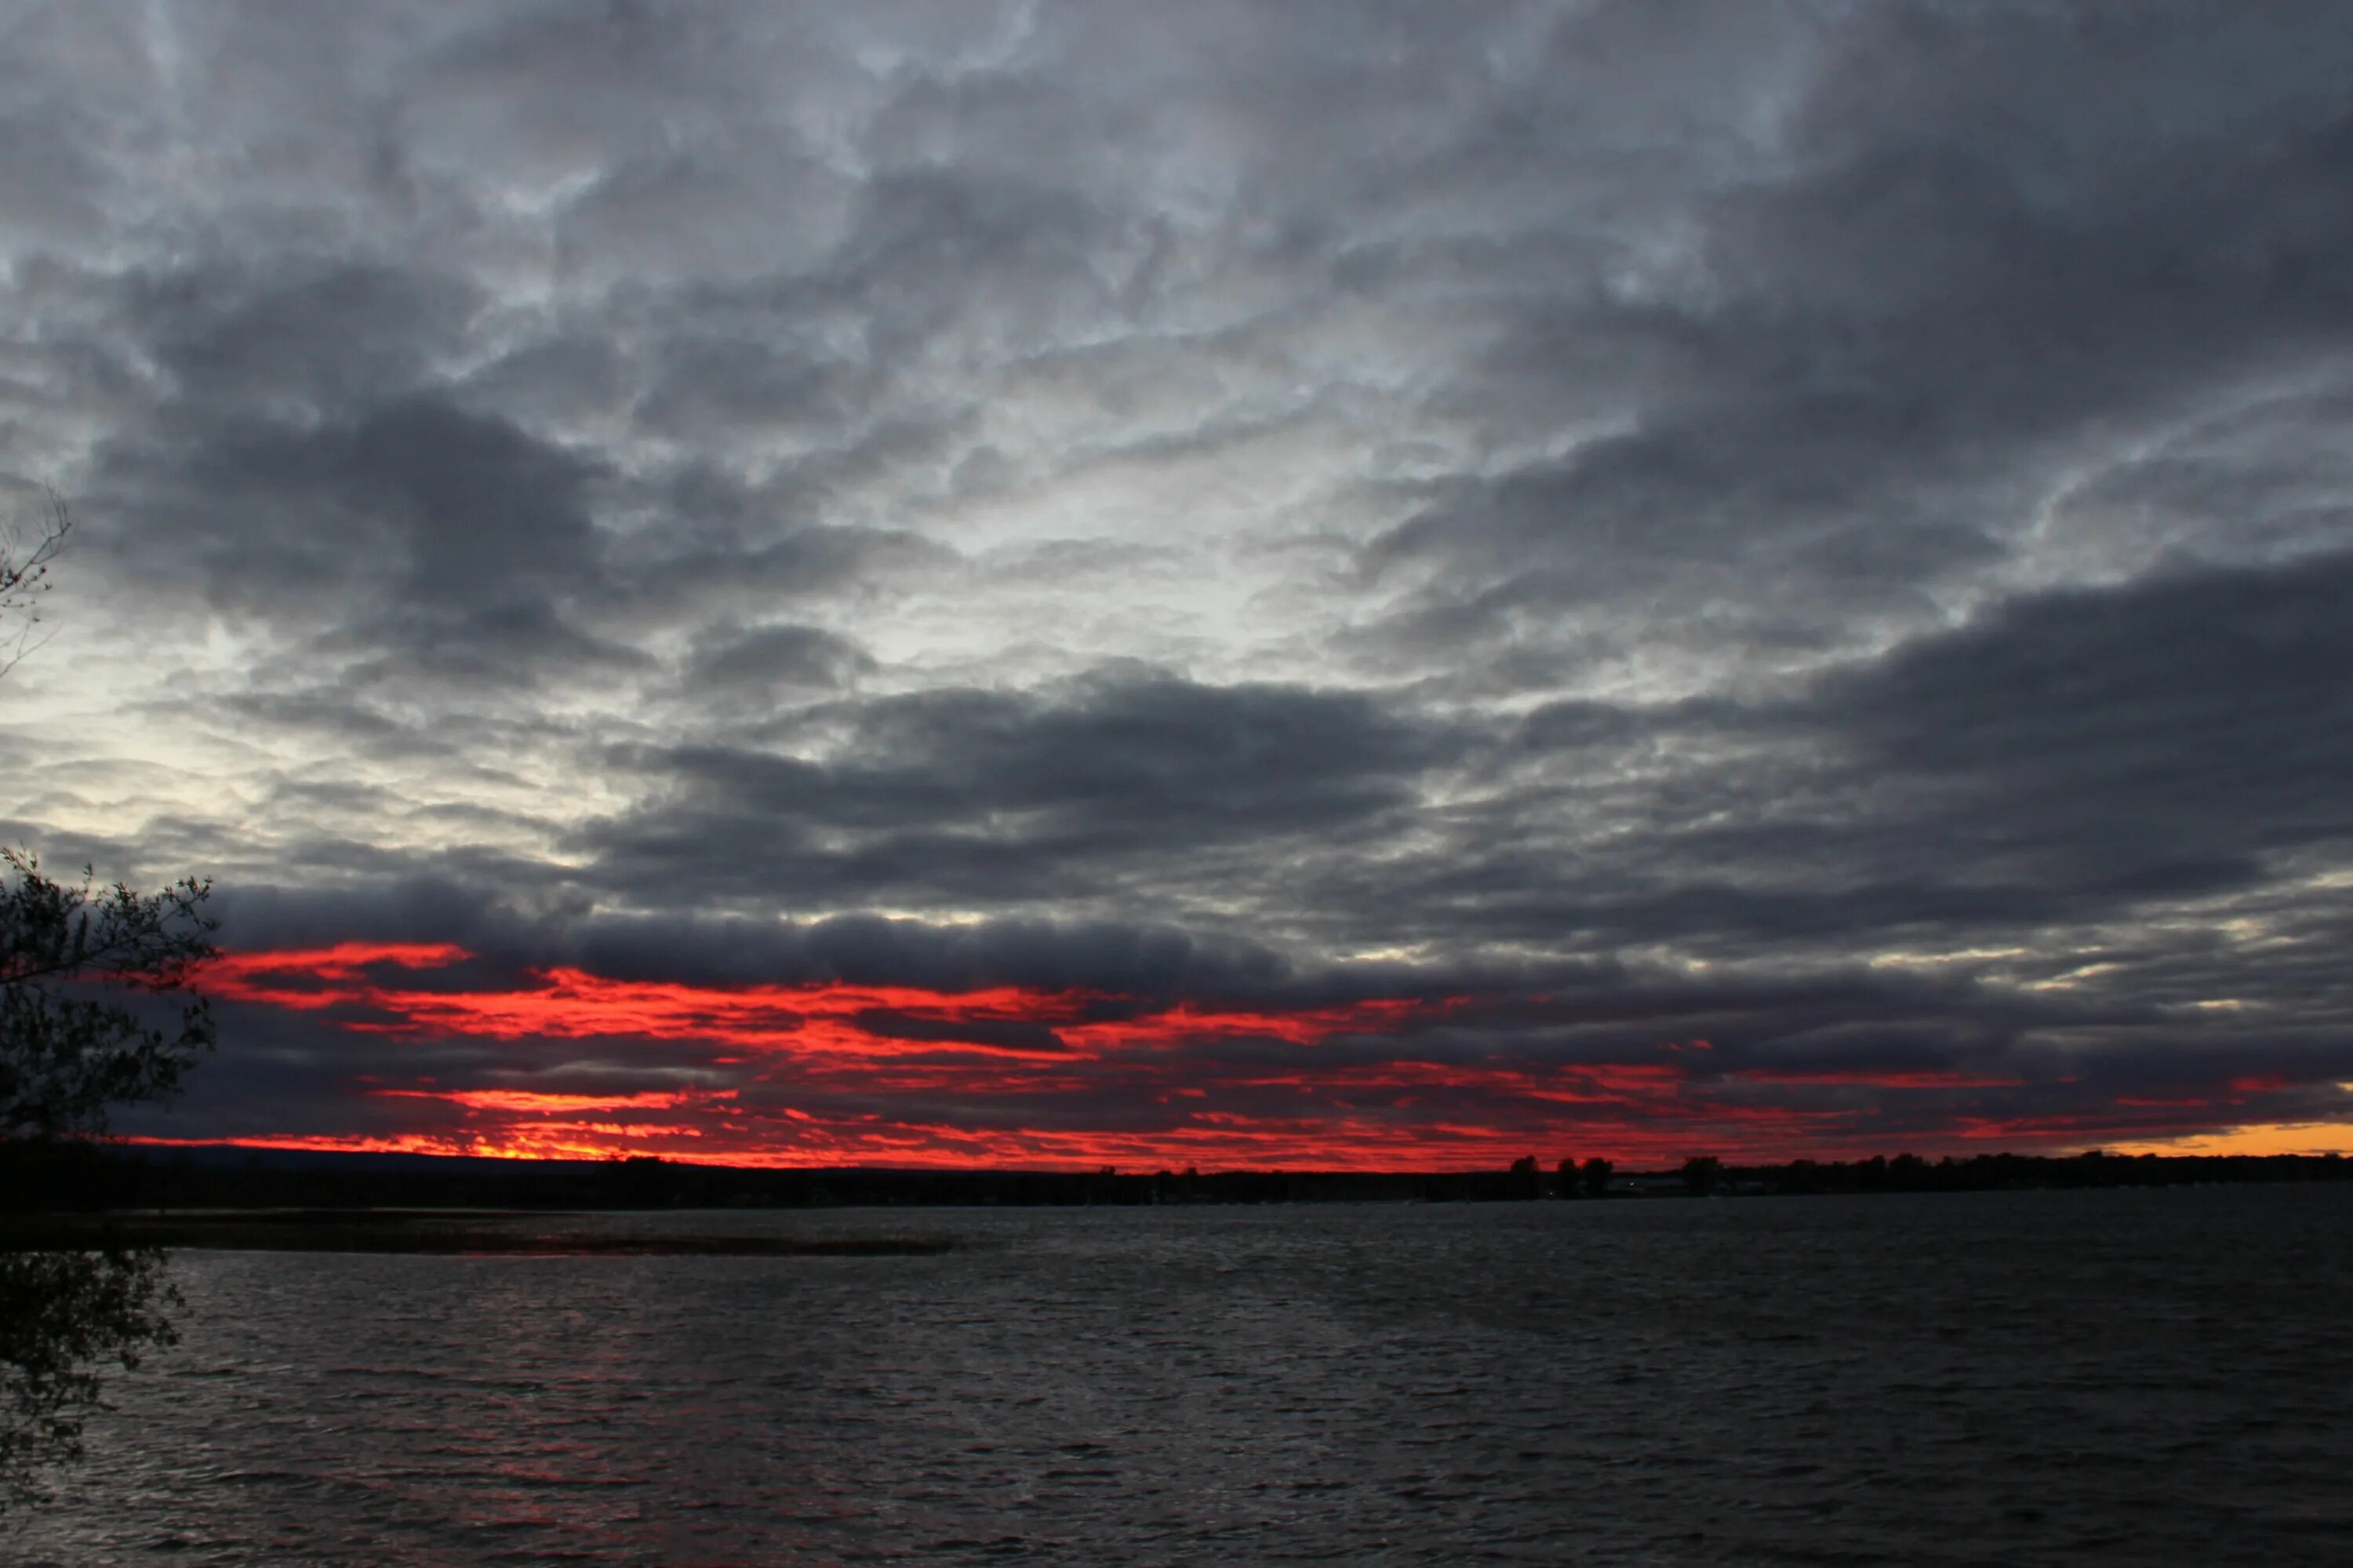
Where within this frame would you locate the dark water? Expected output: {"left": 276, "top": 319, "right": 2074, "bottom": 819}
{"left": 11, "top": 1186, "right": 2352, "bottom": 1566}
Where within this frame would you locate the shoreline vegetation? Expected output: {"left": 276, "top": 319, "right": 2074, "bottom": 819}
{"left": 0, "top": 1144, "right": 2345, "bottom": 1246}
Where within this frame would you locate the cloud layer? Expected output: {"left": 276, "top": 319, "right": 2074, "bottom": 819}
{"left": 5, "top": 1, "right": 2351, "bottom": 1164}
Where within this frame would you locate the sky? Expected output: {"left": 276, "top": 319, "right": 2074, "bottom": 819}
{"left": 4, "top": 0, "right": 2352, "bottom": 1170}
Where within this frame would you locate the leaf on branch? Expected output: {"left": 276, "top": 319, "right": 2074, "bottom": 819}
{"left": 0, "top": 849, "right": 219, "bottom": 1142}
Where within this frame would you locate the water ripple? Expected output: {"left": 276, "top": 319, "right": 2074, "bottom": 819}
{"left": 7, "top": 1186, "right": 2351, "bottom": 1566}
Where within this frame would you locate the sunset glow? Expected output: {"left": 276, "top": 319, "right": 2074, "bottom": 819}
{"left": 15, "top": 0, "right": 2353, "bottom": 1181}
{"left": 161, "top": 944, "right": 2351, "bottom": 1169}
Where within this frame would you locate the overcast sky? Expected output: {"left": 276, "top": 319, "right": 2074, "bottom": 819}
{"left": 5, "top": 0, "right": 2351, "bottom": 1167}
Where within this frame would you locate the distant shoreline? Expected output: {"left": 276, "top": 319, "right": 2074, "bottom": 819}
{"left": 0, "top": 1210, "right": 956, "bottom": 1257}
{"left": 4, "top": 1144, "right": 2347, "bottom": 1227}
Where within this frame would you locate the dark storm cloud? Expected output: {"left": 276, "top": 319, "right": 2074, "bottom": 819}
{"left": 197, "top": 870, "right": 1304, "bottom": 1006}
{"left": 78, "top": 254, "right": 634, "bottom": 678}
{"left": 180, "top": 395, "right": 646, "bottom": 686}
{"left": 683, "top": 623, "right": 876, "bottom": 697}
{"left": 54, "top": 238, "right": 955, "bottom": 686}
{"left": 595, "top": 462, "right": 953, "bottom": 624}
{"left": 1364, "top": 1, "right": 2353, "bottom": 668}
{"left": 125, "top": 261, "right": 482, "bottom": 421}
{"left": 1306, "top": 546, "right": 2353, "bottom": 974}
{"left": 580, "top": 670, "right": 1449, "bottom": 907}
{"left": 61, "top": 265, "right": 955, "bottom": 697}
{"left": 191, "top": 868, "right": 2075, "bottom": 1060}
{"left": 1816, "top": 546, "right": 2353, "bottom": 890}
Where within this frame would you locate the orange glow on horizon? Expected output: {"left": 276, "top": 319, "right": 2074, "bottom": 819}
{"left": 2101, "top": 1121, "right": 2353, "bottom": 1158}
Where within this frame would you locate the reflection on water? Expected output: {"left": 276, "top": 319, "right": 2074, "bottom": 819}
{"left": 0, "top": 1246, "right": 176, "bottom": 1512}
{"left": 9, "top": 1186, "right": 2353, "bottom": 1565}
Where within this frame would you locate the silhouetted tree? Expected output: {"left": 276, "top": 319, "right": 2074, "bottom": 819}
{"left": 1507, "top": 1154, "right": 1540, "bottom": 1199}
{"left": 1681, "top": 1155, "right": 1722, "bottom": 1196}
{"left": 1580, "top": 1155, "right": 1613, "bottom": 1197}
{"left": 1, "top": 499, "right": 216, "bottom": 1511}
{"left": 1555, "top": 1156, "right": 1580, "bottom": 1198}
{"left": 2, "top": 499, "right": 216, "bottom": 1137}
{"left": 0, "top": 489, "right": 67, "bottom": 677}
{"left": 2, "top": 852, "right": 216, "bottom": 1141}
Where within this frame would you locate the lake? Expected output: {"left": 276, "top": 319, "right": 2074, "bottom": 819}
{"left": 10, "top": 1185, "right": 2351, "bottom": 1565}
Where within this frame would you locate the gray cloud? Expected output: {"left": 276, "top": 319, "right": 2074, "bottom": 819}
{"left": 683, "top": 623, "right": 876, "bottom": 698}
{"left": 1360, "top": 1, "right": 2353, "bottom": 679}
{"left": 8, "top": 1, "right": 2353, "bottom": 1156}
{"left": 579, "top": 670, "right": 1448, "bottom": 910}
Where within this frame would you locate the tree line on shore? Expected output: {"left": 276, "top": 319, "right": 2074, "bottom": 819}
{"left": 7, "top": 1141, "right": 2346, "bottom": 1217}
{"left": 1533, "top": 1148, "right": 2350, "bottom": 1199}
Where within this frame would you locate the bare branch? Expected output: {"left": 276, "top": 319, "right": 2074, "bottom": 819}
{"left": 0, "top": 489, "right": 72, "bottom": 679}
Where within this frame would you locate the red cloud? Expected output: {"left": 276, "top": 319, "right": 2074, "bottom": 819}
{"left": 177, "top": 944, "right": 2330, "bottom": 1169}
{"left": 205, "top": 947, "right": 1457, "bottom": 1062}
